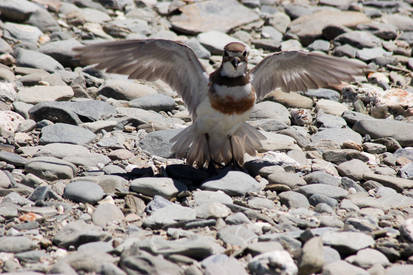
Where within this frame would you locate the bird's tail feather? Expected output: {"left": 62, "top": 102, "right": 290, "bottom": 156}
{"left": 171, "top": 123, "right": 265, "bottom": 167}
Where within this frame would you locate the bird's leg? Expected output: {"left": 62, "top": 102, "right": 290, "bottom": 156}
{"left": 205, "top": 133, "right": 220, "bottom": 174}
{"left": 228, "top": 136, "right": 243, "bottom": 171}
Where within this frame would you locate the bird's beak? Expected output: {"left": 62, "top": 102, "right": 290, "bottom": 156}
{"left": 231, "top": 57, "right": 240, "bottom": 68}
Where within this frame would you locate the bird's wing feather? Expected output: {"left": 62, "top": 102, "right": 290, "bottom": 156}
{"left": 250, "top": 51, "right": 366, "bottom": 100}
{"left": 74, "top": 39, "right": 209, "bottom": 115}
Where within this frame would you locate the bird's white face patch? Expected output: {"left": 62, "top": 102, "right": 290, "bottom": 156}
{"left": 221, "top": 61, "right": 247, "bottom": 78}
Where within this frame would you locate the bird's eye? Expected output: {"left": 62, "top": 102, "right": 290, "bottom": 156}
{"left": 243, "top": 51, "right": 248, "bottom": 57}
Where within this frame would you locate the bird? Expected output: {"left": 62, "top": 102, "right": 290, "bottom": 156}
{"left": 74, "top": 39, "right": 366, "bottom": 169}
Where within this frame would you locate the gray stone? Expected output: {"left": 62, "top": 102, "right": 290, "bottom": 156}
{"left": 130, "top": 177, "right": 186, "bottom": 199}
{"left": 129, "top": 94, "right": 175, "bottom": 112}
{"left": 337, "top": 159, "right": 372, "bottom": 181}
{"left": 309, "top": 194, "right": 338, "bottom": 208}
{"left": 225, "top": 212, "right": 251, "bottom": 225}
{"left": 143, "top": 203, "right": 196, "bottom": 229}
{"left": 347, "top": 248, "right": 389, "bottom": 269}
{"left": 245, "top": 241, "right": 283, "bottom": 256}
{"left": 316, "top": 112, "right": 347, "bottom": 128}
{"left": 289, "top": 10, "right": 369, "bottom": 45}
{"left": 27, "top": 7, "right": 60, "bottom": 32}
{"left": 311, "top": 128, "right": 362, "bottom": 146}
{"left": 40, "top": 123, "right": 96, "bottom": 145}
{"left": 306, "top": 88, "right": 340, "bottom": 101}
{"left": 356, "top": 47, "right": 390, "bottom": 62}
{"left": 195, "top": 202, "right": 231, "bottom": 219}
{"left": 53, "top": 220, "right": 110, "bottom": 249}
{"left": 99, "top": 79, "right": 156, "bottom": 100}
{"left": 117, "top": 107, "right": 176, "bottom": 130}
{"left": 198, "top": 31, "right": 243, "bottom": 55}
{"left": 353, "top": 119, "right": 413, "bottom": 147}
{"left": 40, "top": 39, "right": 83, "bottom": 68}
{"left": 363, "top": 174, "right": 413, "bottom": 192}
{"left": 92, "top": 203, "right": 124, "bottom": 227}
{"left": 385, "top": 264, "right": 413, "bottom": 275}
{"left": 202, "top": 171, "right": 262, "bottom": 196}
{"left": 64, "top": 181, "right": 105, "bottom": 204}
{"left": 382, "top": 14, "right": 413, "bottom": 31}
{"left": 34, "top": 143, "right": 89, "bottom": 159}
{"left": 184, "top": 38, "right": 211, "bottom": 59}
{"left": 140, "top": 129, "right": 182, "bottom": 158}
{"left": 202, "top": 255, "right": 248, "bottom": 275}
{"left": 138, "top": 235, "right": 219, "bottom": 260}
{"left": 304, "top": 171, "right": 341, "bottom": 186}
{"left": 15, "top": 250, "right": 47, "bottom": 263}
{"left": 335, "top": 31, "right": 382, "bottom": 49}
{"left": 268, "top": 170, "right": 306, "bottom": 188}
{"left": 63, "top": 152, "right": 111, "bottom": 168}
{"left": 193, "top": 190, "right": 233, "bottom": 206}
{"left": 323, "top": 246, "right": 341, "bottom": 264}
{"left": 316, "top": 99, "right": 348, "bottom": 116}
{"left": 0, "top": 236, "right": 36, "bottom": 253}
{"left": 248, "top": 249, "right": 298, "bottom": 275}
{"left": 17, "top": 86, "right": 74, "bottom": 104}
{"left": 170, "top": 0, "right": 259, "bottom": 34}
{"left": 299, "top": 184, "right": 348, "bottom": 200}
{"left": 120, "top": 249, "right": 183, "bottom": 275}
{"left": 25, "top": 156, "right": 75, "bottom": 180}
{"left": 322, "top": 231, "right": 375, "bottom": 255}
{"left": 0, "top": 150, "right": 27, "bottom": 167}
{"left": 218, "top": 225, "right": 258, "bottom": 247}
{"left": 248, "top": 197, "right": 275, "bottom": 210}
{"left": 250, "top": 101, "right": 291, "bottom": 125}
{"left": 4, "top": 22, "right": 42, "bottom": 44}
{"left": 15, "top": 48, "right": 64, "bottom": 73}
{"left": 279, "top": 191, "right": 310, "bottom": 209}
{"left": 29, "top": 100, "right": 115, "bottom": 124}
{"left": 349, "top": 187, "right": 413, "bottom": 210}
{"left": 259, "top": 132, "right": 298, "bottom": 152}
{"left": 0, "top": 0, "right": 39, "bottom": 22}
{"left": 78, "top": 241, "right": 113, "bottom": 254}
{"left": 299, "top": 237, "right": 324, "bottom": 275}
{"left": 323, "top": 260, "right": 368, "bottom": 275}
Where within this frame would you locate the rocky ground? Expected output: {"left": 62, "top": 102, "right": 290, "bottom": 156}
{"left": 0, "top": 0, "right": 413, "bottom": 274}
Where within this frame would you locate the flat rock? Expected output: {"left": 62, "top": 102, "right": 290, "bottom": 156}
{"left": 346, "top": 248, "right": 389, "bottom": 269}
{"left": 306, "top": 88, "right": 340, "bottom": 101}
{"left": 362, "top": 174, "right": 413, "bottom": 192}
{"left": 195, "top": 202, "right": 231, "bottom": 219}
{"left": 279, "top": 191, "right": 310, "bottom": 209}
{"left": 335, "top": 31, "right": 382, "bottom": 49}
{"left": 92, "top": 203, "right": 124, "bottom": 227}
{"left": 337, "top": 159, "right": 372, "bottom": 181}
{"left": 130, "top": 177, "right": 187, "bottom": 199}
{"left": 266, "top": 90, "right": 313, "bottom": 109}
{"left": 193, "top": 190, "right": 233, "bottom": 206}
{"left": 259, "top": 132, "right": 298, "bottom": 152}
{"left": 323, "top": 260, "right": 368, "bottom": 275}
{"left": 268, "top": 169, "right": 306, "bottom": 188}
{"left": 25, "top": 156, "right": 75, "bottom": 180}
{"left": 218, "top": 224, "right": 258, "bottom": 247}
{"left": 40, "top": 123, "right": 96, "bottom": 145}
{"left": 64, "top": 181, "right": 105, "bottom": 203}
{"left": 34, "top": 143, "right": 90, "bottom": 159}
{"left": 299, "top": 237, "right": 324, "bottom": 275}
{"left": 99, "top": 79, "right": 156, "bottom": 100}
{"left": 322, "top": 231, "right": 375, "bottom": 255}
{"left": 29, "top": 100, "right": 115, "bottom": 124}
{"left": 4, "top": 22, "right": 42, "bottom": 44}
{"left": 202, "top": 255, "right": 248, "bottom": 275}
{"left": 349, "top": 187, "right": 413, "bottom": 210}
{"left": 198, "top": 31, "right": 242, "bottom": 55}
{"left": 298, "top": 184, "right": 348, "bottom": 200}
{"left": 143, "top": 203, "right": 196, "bottom": 229}
{"left": 201, "top": 171, "right": 262, "bottom": 196}
{"left": 129, "top": 94, "right": 175, "bottom": 112}
{"left": 0, "top": 0, "right": 40, "bottom": 22}
{"left": 0, "top": 236, "right": 36, "bottom": 253}
{"left": 289, "top": 10, "right": 369, "bottom": 45}
{"left": 385, "top": 264, "right": 413, "bottom": 275}
{"left": 140, "top": 129, "right": 182, "bottom": 158}
{"left": 248, "top": 250, "right": 298, "bottom": 275}
{"left": 353, "top": 119, "right": 413, "bottom": 147}
{"left": 311, "top": 128, "right": 362, "bottom": 146}
{"left": 250, "top": 101, "right": 291, "bottom": 125}
{"left": 39, "top": 39, "right": 83, "bottom": 68}
{"left": 15, "top": 48, "right": 64, "bottom": 73}
{"left": 17, "top": 86, "right": 73, "bottom": 104}
{"left": 0, "top": 150, "right": 27, "bottom": 167}
{"left": 316, "top": 99, "right": 348, "bottom": 116}
{"left": 170, "top": 0, "right": 259, "bottom": 34}
{"left": 117, "top": 107, "right": 176, "bottom": 130}
{"left": 53, "top": 220, "right": 110, "bottom": 249}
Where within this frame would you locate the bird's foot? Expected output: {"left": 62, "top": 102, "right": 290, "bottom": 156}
{"left": 228, "top": 159, "right": 247, "bottom": 172}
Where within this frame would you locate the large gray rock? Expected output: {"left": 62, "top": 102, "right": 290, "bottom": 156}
{"left": 40, "top": 123, "right": 96, "bottom": 145}
{"left": 170, "top": 0, "right": 259, "bottom": 34}
{"left": 353, "top": 119, "right": 413, "bottom": 147}
{"left": 202, "top": 171, "right": 262, "bottom": 196}
{"left": 25, "top": 156, "right": 76, "bottom": 180}
{"left": 15, "top": 48, "right": 64, "bottom": 72}
{"left": 17, "top": 86, "right": 74, "bottom": 104}
{"left": 130, "top": 177, "right": 187, "bottom": 199}
{"left": 322, "top": 231, "right": 375, "bottom": 255}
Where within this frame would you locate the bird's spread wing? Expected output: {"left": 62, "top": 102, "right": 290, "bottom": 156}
{"left": 250, "top": 51, "right": 366, "bottom": 100}
{"left": 74, "top": 39, "right": 209, "bottom": 115}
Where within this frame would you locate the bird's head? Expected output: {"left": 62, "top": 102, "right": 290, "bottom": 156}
{"left": 221, "top": 42, "right": 249, "bottom": 78}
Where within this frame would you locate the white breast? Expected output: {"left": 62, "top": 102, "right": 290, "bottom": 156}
{"left": 213, "top": 83, "right": 252, "bottom": 100}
